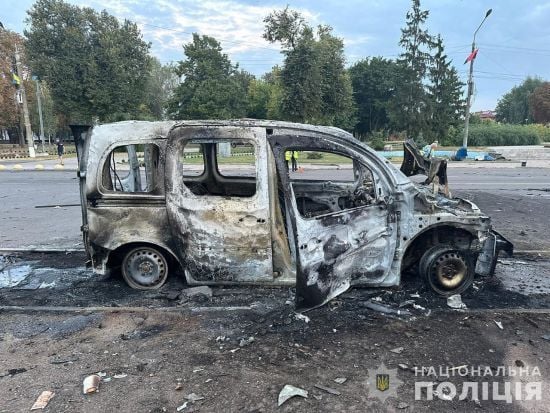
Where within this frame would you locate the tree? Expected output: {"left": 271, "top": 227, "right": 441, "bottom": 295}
{"left": 495, "top": 77, "right": 545, "bottom": 124}
{"left": 25, "top": 0, "right": 152, "bottom": 123}
{"left": 263, "top": 8, "right": 354, "bottom": 129}
{"left": 349, "top": 57, "right": 401, "bottom": 135}
{"left": 426, "top": 35, "right": 465, "bottom": 141}
{"left": 278, "top": 26, "right": 322, "bottom": 122}
{"left": 529, "top": 82, "right": 550, "bottom": 124}
{"left": 262, "top": 6, "right": 305, "bottom": 49}
{"left": 167, "top": 34, "right": 248, "bottom": 119}
{"left": 0, "top": 29, "right": 22, "bottom": 131}
{"left": 315, "top": 26, "right": 355, "bottom": 129}
{"left": 144, "top": 58, "right": 179, "bottom": 120}
{"left": 390, "top": 0, "right": 435, "bottom": 138}
{"left": 247, "top": 78, "right": 272, "bottom": 119}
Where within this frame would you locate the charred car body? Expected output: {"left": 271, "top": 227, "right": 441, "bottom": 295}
{"left": 71, "top": 120, "right": 512, "bottom": 310}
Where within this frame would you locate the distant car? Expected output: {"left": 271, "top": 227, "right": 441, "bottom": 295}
{"left": 71, "top": 120, "right": 512, "bottom": 310}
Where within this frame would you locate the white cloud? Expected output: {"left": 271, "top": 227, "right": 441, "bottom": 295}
{"left": 70, "top": 0, "right": 319, "bottom": 64}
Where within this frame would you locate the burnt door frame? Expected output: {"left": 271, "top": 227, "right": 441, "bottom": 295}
{"left": 268, "top": 134, "right": 398, "bottom": 310}
{"left": 165, "top": 126, "right": 273, "bottom": 283}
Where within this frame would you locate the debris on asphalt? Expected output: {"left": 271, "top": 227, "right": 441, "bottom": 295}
{"left": 176, "top": 402, "right": 188, "bottom": 411}
{"left": 30, "top": 390, "right": 54, "bottom": 410}
{"left": 185, "top": 393, "right": 205, "bottom": 402}
{"left": 397, "top": 402, "right": 409, "bottom": 409}
{"left": 398, "top": 364, "right": 409, "bottom": 370}
{"left": 495, "top": 321, "right": 504, "bottom": 330}
{"left": 447, "top": 294, "right": 466, "bottom": 310}
{"left": 175, "top": 382, "right": 183, "bottom": 391}
{"left": 294, "top": 313, "right": 310, "bottom": 323}
{"left": 113, "top": 373, "right": 127, "bottom": 379}
{"left": 390, "top": 346, "right": 404, "bottom": 354}
{"left": 515, "top": 360, "right": 525, "bottom": 367}
{"left": 239, "top": 336, "right": 255, "bottom": 347}
{"left": 334, "top": 377, "right": 347, "bottom": 384}
{"left": 542, "top": 334, "right": 550, "bottom": 341}
{"left": 361, "top": 300, "right": 412, "bottom": 316}
{"left": 313, "top": 384, "right": 341, "bottom": 395}
{"left": 180, "top": 286, "right": 212, "bottom": 301}
{"left": 7, "top": 367, "right": 27, "bottom": 376}
{"left": 278, "top": 385, "right": 308, "bottom": 406}
{"left": 82, "top": 374, "right": 101, "bottom": 394}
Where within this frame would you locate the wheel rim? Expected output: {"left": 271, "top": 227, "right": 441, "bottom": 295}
{"left": 124, "top": 247, "right": 167, "bottom": 288}
{"left": 430, "top": 252, "right": 468, "bottom": 290}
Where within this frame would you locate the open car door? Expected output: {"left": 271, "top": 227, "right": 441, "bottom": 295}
{"left": 69, "top": 125, "right": 93, "bottom": 261}
{"left": 269, "top": 134, "right": 398, "bottom": 311}
{"left": 400, "top": 139, "right": 448, "bottom": 186}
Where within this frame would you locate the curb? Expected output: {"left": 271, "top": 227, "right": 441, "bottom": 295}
{"left": 0, "top": 164, "right": 75, "bottom": 172}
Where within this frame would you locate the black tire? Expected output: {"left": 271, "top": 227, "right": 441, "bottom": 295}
{"left": 121, "top": 246, "right": 169, "bottom": 290}
{"left": 419, "top": 245, "right": 475, "bottom": 296}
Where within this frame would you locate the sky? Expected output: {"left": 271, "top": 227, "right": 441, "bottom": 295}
{"left": 2, "top": 0, "right": 550, "bottom": 111}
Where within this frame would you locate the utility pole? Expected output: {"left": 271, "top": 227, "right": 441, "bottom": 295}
{"left": 462, "top": 9, "right": 492, "bottom": 157}
{"left": 14, "top": 43, "right": 35, "bottom": 157}
{"left": 34, "top": 76, "right": 45, "bottom": 154}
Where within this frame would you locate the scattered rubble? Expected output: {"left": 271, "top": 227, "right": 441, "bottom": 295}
{"left": 314, "top": 384, "right": 341, "bottom": 395}
{"left": 334, "top": 377, "right": 347, "bottom": 384}
{"left": 185, "top": 393, "right": 205, "bottom": 402}
{"left": 239, "top": 336, "right": 255, "bottom": 347}
{"left": 447, "top": 294, "right": 467, "bottom": 310}
{"left": 278, "top": 385, "right": 308, "bottom": 406}
{"left": 30, "top": 391, "right": 54, "bottom": 410}
{"left": 82, "top": 374, "right": 101, "bottom": 394}
{"left": 180, "top": 286, "right": 213, "bottom": 302}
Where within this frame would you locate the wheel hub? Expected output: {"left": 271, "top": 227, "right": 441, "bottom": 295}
{"left": 125, "top": 248, "right": 166, "bottom": 287}
{"left": 433, "top": 253, "right": 467, "bottom": 289}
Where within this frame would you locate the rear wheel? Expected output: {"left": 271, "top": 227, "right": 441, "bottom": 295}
{"left": 121, "top": 246, "right": 169, "bottom": 290}
{"left": 419, "top": 246, "right": 475, "bottom": 296}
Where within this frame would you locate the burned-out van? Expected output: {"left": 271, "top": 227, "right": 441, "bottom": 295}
{"left": 71, "top": 120, "right": 512, "bottom": 310}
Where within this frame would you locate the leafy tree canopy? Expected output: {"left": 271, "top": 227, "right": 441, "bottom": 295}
{"left": 168, "top": 34, "right": 248, "bottom": 119}
{"left": 25, "top": 0, "right": 152, "bottom": 124}
{"left": 495, "top": 77, "right": 544, "bottom": 124}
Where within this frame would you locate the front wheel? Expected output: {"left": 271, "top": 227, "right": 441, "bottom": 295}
{"left": 121, "top": 246, "right": 169, "bottom": 290}
{"left": 419, "top": 246, "right": 475, "bottom": 296}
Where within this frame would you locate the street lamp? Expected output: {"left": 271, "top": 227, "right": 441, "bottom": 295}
{"left": 461, "top": 8, "right": 492, "bottom": 158}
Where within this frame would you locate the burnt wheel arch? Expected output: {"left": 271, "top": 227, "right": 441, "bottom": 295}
{"left": 400, "top": 225, "right": 476, "bottom": 276}
{"left": 107, "top": 242, "right": 182, "bottom": 276}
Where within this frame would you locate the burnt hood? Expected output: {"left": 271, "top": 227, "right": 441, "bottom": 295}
{"left": 400, "top": 139, "right": 448, "bottom": 186}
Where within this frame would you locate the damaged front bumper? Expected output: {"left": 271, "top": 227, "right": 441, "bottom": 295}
{"left": 476, "top": 230, "right": 514, "bottom": 276}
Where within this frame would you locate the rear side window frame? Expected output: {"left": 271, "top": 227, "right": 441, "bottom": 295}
{"left": 98, "top": 141, "right": 164, "bottom": 196}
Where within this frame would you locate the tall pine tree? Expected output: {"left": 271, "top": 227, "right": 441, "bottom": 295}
{"left": 389, "top": 0, "right": 435, "bottom": 139}
{"left": 426, "top": 35, "right": 465, "bottom": 142}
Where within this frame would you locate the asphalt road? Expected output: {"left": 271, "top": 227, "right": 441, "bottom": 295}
{"left": 0, "top": 167, "right": 548, "bottom": 248}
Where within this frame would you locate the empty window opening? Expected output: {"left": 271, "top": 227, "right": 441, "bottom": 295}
{"left": 288, "top": 150, "right": 376, "bottom": 218}
{"left": 102, "top": 144, "right": 160, "bottom": 193}
{"left": 180, "top": 139, "right": 257, "bottom": 197}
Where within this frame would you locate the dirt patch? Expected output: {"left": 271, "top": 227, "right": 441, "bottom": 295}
{"left": 0, "top": 306, "right": 549, "bottom": 412}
